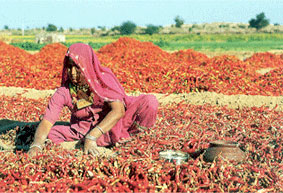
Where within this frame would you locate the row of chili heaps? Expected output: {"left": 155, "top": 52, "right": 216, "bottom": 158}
{"left": 0, "top": 38, "right": 282, "bottom": 95}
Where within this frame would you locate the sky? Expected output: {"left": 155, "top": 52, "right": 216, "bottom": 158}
{"left": 0, "top": 0, "right": 282, "bottom": 29}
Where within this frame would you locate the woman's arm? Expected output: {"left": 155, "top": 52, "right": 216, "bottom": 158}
{"left": 84, "top": 101, "right": 125, "bottom": 155}
{"left": 28, "top": 119, "right": 53, "bottom": 156}
{"left": 89, "top": 101, "right": 125, "bottom": 137}
{"left": 28, "top": 87, "right": 67, "bottom": 156}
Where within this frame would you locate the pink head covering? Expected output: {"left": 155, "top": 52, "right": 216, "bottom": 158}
{"left": 61, "top": 43, "right": 127, "bottom": 105}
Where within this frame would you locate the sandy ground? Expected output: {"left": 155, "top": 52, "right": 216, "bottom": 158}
{"left": 1, "top": 86, "right": 283, "bottom": 111}
{"left": 203, "top": 49, "right": 283, "bottom": 60}
{"left": 27, "top": 50, "right": 283, "bottom": 61}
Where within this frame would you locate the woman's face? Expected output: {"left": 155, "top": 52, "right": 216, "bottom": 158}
{"left": 66, "top": 57, "right": 84, "bottom": 85}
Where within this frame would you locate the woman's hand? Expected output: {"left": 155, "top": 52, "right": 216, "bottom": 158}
{"left": 28, "top": 119, "right": 53, "bottom": 157}
{"left": 84, "top": 139, "right": 100, "bottom": 156}
{"left": 27, "top": 146, "right": 42, "bottom": 157}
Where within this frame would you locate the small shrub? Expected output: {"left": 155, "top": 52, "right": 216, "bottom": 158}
{"left": 219, "top": 24, "right": 229, "bottom": 28}
{"left": 98, "top": 26, "right": 106, "bottom": 31}
{"left": 111, "top": 26, "right": 120, "bottom": 32}
{"left": 46, "top": 24, "right": 57, "bottom": 32}
{"left": 145, "top": 24, "right": 160, "bottom": 35}
{"left": 119, "top": 21, "right": 136, "bottom": 35}
{"left": 88, "top": 42, "right": 108, "bottom": 50}
{"left": 90, "top": 28, "right": 96, "bottom": 35}
{"left": 153, "top": 39, "right": 169, "bottom": 48}
{"left": 58, "top": 27, "right": 64, "bottom": 32}
{"left": 238, "top": 24, "right": 246, "bottom": 29}
{"left": 10, "top": 42, "right": 46, "bottom": 51}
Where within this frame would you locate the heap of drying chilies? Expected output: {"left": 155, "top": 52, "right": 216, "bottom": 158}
{"left": 0, "top": 96, "right": 282, "bottom": 192}
{"left": 0, "top": 42, "right": 66, "bottom": 89}
{"left": 0, "top": 38, "right": 282, "bottom": 191}
{"left": 0, "top": 38, "right": 282, "bottom": 95}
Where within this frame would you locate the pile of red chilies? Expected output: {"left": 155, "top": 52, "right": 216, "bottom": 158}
{"left": 0, "top": 96, "right": 282, "bottom": 191}
{"left": 0, "top": 38, "right": 282, "bottom": 95}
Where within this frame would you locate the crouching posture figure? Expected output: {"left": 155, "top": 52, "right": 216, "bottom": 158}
{"left": 28, "top": 43, "right": 158, "bottom": 156}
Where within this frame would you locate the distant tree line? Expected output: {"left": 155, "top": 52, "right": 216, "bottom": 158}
{"left": 2, "top": 15, "right": 185, "bottom": 35}
{"left": 2, "top": 13, "right": 274, "bottom": 34}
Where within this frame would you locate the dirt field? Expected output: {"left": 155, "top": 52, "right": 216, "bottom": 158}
{"left": 27, "top": 49, "right": 283, "bottom": 60}
{"left": 203, "top": 49, "right": 283, "bottom": 60}
{"left": 1, "top": 86, "right": 283, "bottom": 111}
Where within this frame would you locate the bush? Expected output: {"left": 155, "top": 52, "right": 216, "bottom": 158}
{"left": 219, "top": 24, "right": 229, "bottom": 28}
{"left": 10, "top": 42, "right": 46, "bottom": 51}
{"left": 88, "top": 42, "right": 108, "bottom": 50}
{"left": 249, "top": 12, "right": 269, "bottom": 30}
{"left": 62, "top": 42, "right": 108, "bottom": 50}
{"left": 98, "top": 26, "right": 106, "bottom": 31}
{"left": 119, "top": 21, "right": 136, "bottom": 35}
{"left": 111, "top": 26, "right": 120, "bottom": 32}
{"left": 46, "top": 24, "right": 57, "bottom": 32}
{"left": 238, "top": 24, "right": 246, "bottom": 29}
{"left": 174, "top": 16, "right": 184, "bottom": 28}
{"left": 153, "top": 39, "right": 169, "bottom": 48}
{"left": 58, "top": 27, "right": 64, "bottom": 32}
{"left": 145, "top": 24, "right": 160, "bottom": 35}
{"left": 90, "top": 28, "right": 96, "bottom": 35}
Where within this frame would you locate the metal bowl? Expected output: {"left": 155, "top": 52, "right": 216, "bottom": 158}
{"left": 159, "top": 150, "right": 189, "bottom": 165}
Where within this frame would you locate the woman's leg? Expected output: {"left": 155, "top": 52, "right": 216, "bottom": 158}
{"left": 110, "top": 94, "right": 159, "bottom": 144}
{"left": 135, "top": 94, "right": 159, "bottom": 127}
{"left": 127, "top": 94, "right": 159, "bottom": 135}
{"left": 47, "top": 125, "right": 83, "bottom": 144}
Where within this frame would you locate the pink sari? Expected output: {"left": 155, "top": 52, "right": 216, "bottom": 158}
{"left": 45, "top": 43, "right": 158, "bottom": 146}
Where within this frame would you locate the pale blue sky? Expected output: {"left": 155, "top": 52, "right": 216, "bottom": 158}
{"left": 0, "top": 0, "right": 282, "bottom": 29}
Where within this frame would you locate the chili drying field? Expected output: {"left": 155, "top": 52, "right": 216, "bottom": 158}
{"left": 0, "top": 37, "right": 283, "bottom": 192}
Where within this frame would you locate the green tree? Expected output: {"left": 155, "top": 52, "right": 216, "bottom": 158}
{"left": 174, "top": 16, "right": 184, "bottom": 28}
{"left": 4, "top": 25, "right": 9, "bottom": 30}
{"left": 58, "top": 27, "right": 64, "bottom": 32}
{"left": 119, "top": 21, "right": 136, "bottom": 35}
{"left": 98, "top": 26, "right": 106, "bottom": 31}
{"left": 249, "top": 12, "right": 270, "bottom": 30}
{"left": 111, "top": 26, "right": 120, "bottom": 32}
{"left": 145, "top": 24, "right": 160, "bottom": 35}
{"left": 91, "top": 27, "right": 96, "bottom": 35}
{"left": 46, "top": 24, "right": 57, "bottom": 32}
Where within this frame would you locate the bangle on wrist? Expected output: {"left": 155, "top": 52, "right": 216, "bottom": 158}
{"left": 85, "top": 134, "right": 97, "bottom": 141}
{"left": 30, "top": 144, "right": 43, "bottom": 151}
{"left": 96, "top": 125, "right": 104, "bottom": 134}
